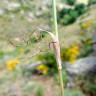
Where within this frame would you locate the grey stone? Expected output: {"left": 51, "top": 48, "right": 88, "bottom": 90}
{"left": 65, "top": 56, "right": 96, "bottom": 76}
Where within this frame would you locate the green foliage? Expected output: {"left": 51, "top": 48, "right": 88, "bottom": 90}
{"left": 30, "top": 37, "right": 38, "bottom": 43}
{"left": 79, "top": 38, "right": 94, "bottom": 58}
{"left": 58, "top": 9, "right": 76, "bottom": 25}
{"left": 75, "top": 4, "right": 87, "bottom": 15}
{"left": 69, "top": 9, "right": 79, "bottom": 19}
{"left": 88, "top": 0, "right": 96, "bottom": 5}
{"left": 58, "top": 8, "right": 70, "bottom": 21}
{"left": 58, "top": 4, "right": 87, "bottom": 25}
{"left": 37, "top": 52, "right": 57, "bottom": 74}
{"left": 66, "top": 0, "right": 76, "bottom": 5}
{"left": 58, "top": 2, "right": 89, "bottom": 25}
{"left": 80, "top": 44, "right": 93, "bottom": 57}
{"left": 60, "top": 8, "right": 70, "bottom": 16}
{"left": 63, "top": 14, "right": 73, "bottom": 25}
{"left": 63, "top": 14, "right": 77, "bottom": 25}
{"left": 62, "top": 9, "right": 79, "bottom": 25}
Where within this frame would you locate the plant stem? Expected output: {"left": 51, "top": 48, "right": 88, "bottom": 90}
{"left": 58, "top": 67, "right": 64, "bottom": 96}
{"left": 52, "top": 0, "right": 58, "bottom": 39}
{"left": 52, "top": 0, "right": 64, "bottom": 96}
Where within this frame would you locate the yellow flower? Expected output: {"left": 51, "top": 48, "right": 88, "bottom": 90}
{"left": 36, "top": 64, "right": 49, "bottom": 75}
{"left": 70, "top": 54, "right": 77, "bottom": 58}
{"left": 67, "top": 45, "right": 79, "bottom": 64}
{"left": 71, "top": 45, "right": 79, "bottom": 50}
{"left": 81, "top": 20, "right": 93, "bottom": 29}
{"left": 6, "top": 59, "right": 20, "bottom": 71}
{"left": 68, "top": 46, "right": 79, "bottom": 55}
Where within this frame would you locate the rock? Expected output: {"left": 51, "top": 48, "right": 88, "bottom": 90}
{"left": 65, "top": 56, "right": 96, "bottom": 76}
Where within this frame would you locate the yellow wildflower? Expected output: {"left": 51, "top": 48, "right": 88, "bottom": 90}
{"left": 36, "top": 64, "right": 49, "bottom": 75}
{"left": 68, "top": 46, "right": 79, "bottom": 55}
{"left": 6, "top": 59, "right": 20, "bottom": 71}
{"left": 81, "top": 20, "right": 93, "bottom": 29}
{"left": 70, "top": 54, "right": 77, "bottom": 58}
{"left": 67, "top": 45, "right": 79, "bottom": 64}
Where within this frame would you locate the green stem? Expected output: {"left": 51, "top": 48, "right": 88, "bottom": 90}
{"left": 52, "top": 0, "right": 58, "bottom": 39}
{"left": 59, "top": 68, "right": 64, "bottom": 96}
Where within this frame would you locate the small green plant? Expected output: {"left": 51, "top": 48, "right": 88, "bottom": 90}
{"left": 58, "top": 8, "right": 70, "bottom": 19}
{"left": 37, "top": 52, "right": 57, "bottom": 74}
{"left": 75, "top": 4, "right": 87, "bottom": 15}
{"left": 58, "top": 8, "right": 78, "bottom": 25}
{"left": 69, "top": 9, "right": 79, "bottom": 19}
{"left": 58, "top": 2, "right": 89, "bottom": 25}
{"left": 63, "top": 14, "right": 74, "bottom": 25}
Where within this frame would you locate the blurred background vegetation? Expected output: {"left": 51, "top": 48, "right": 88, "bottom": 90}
{"left": 0, "top": 0, "right": 96, "bottom": 96}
